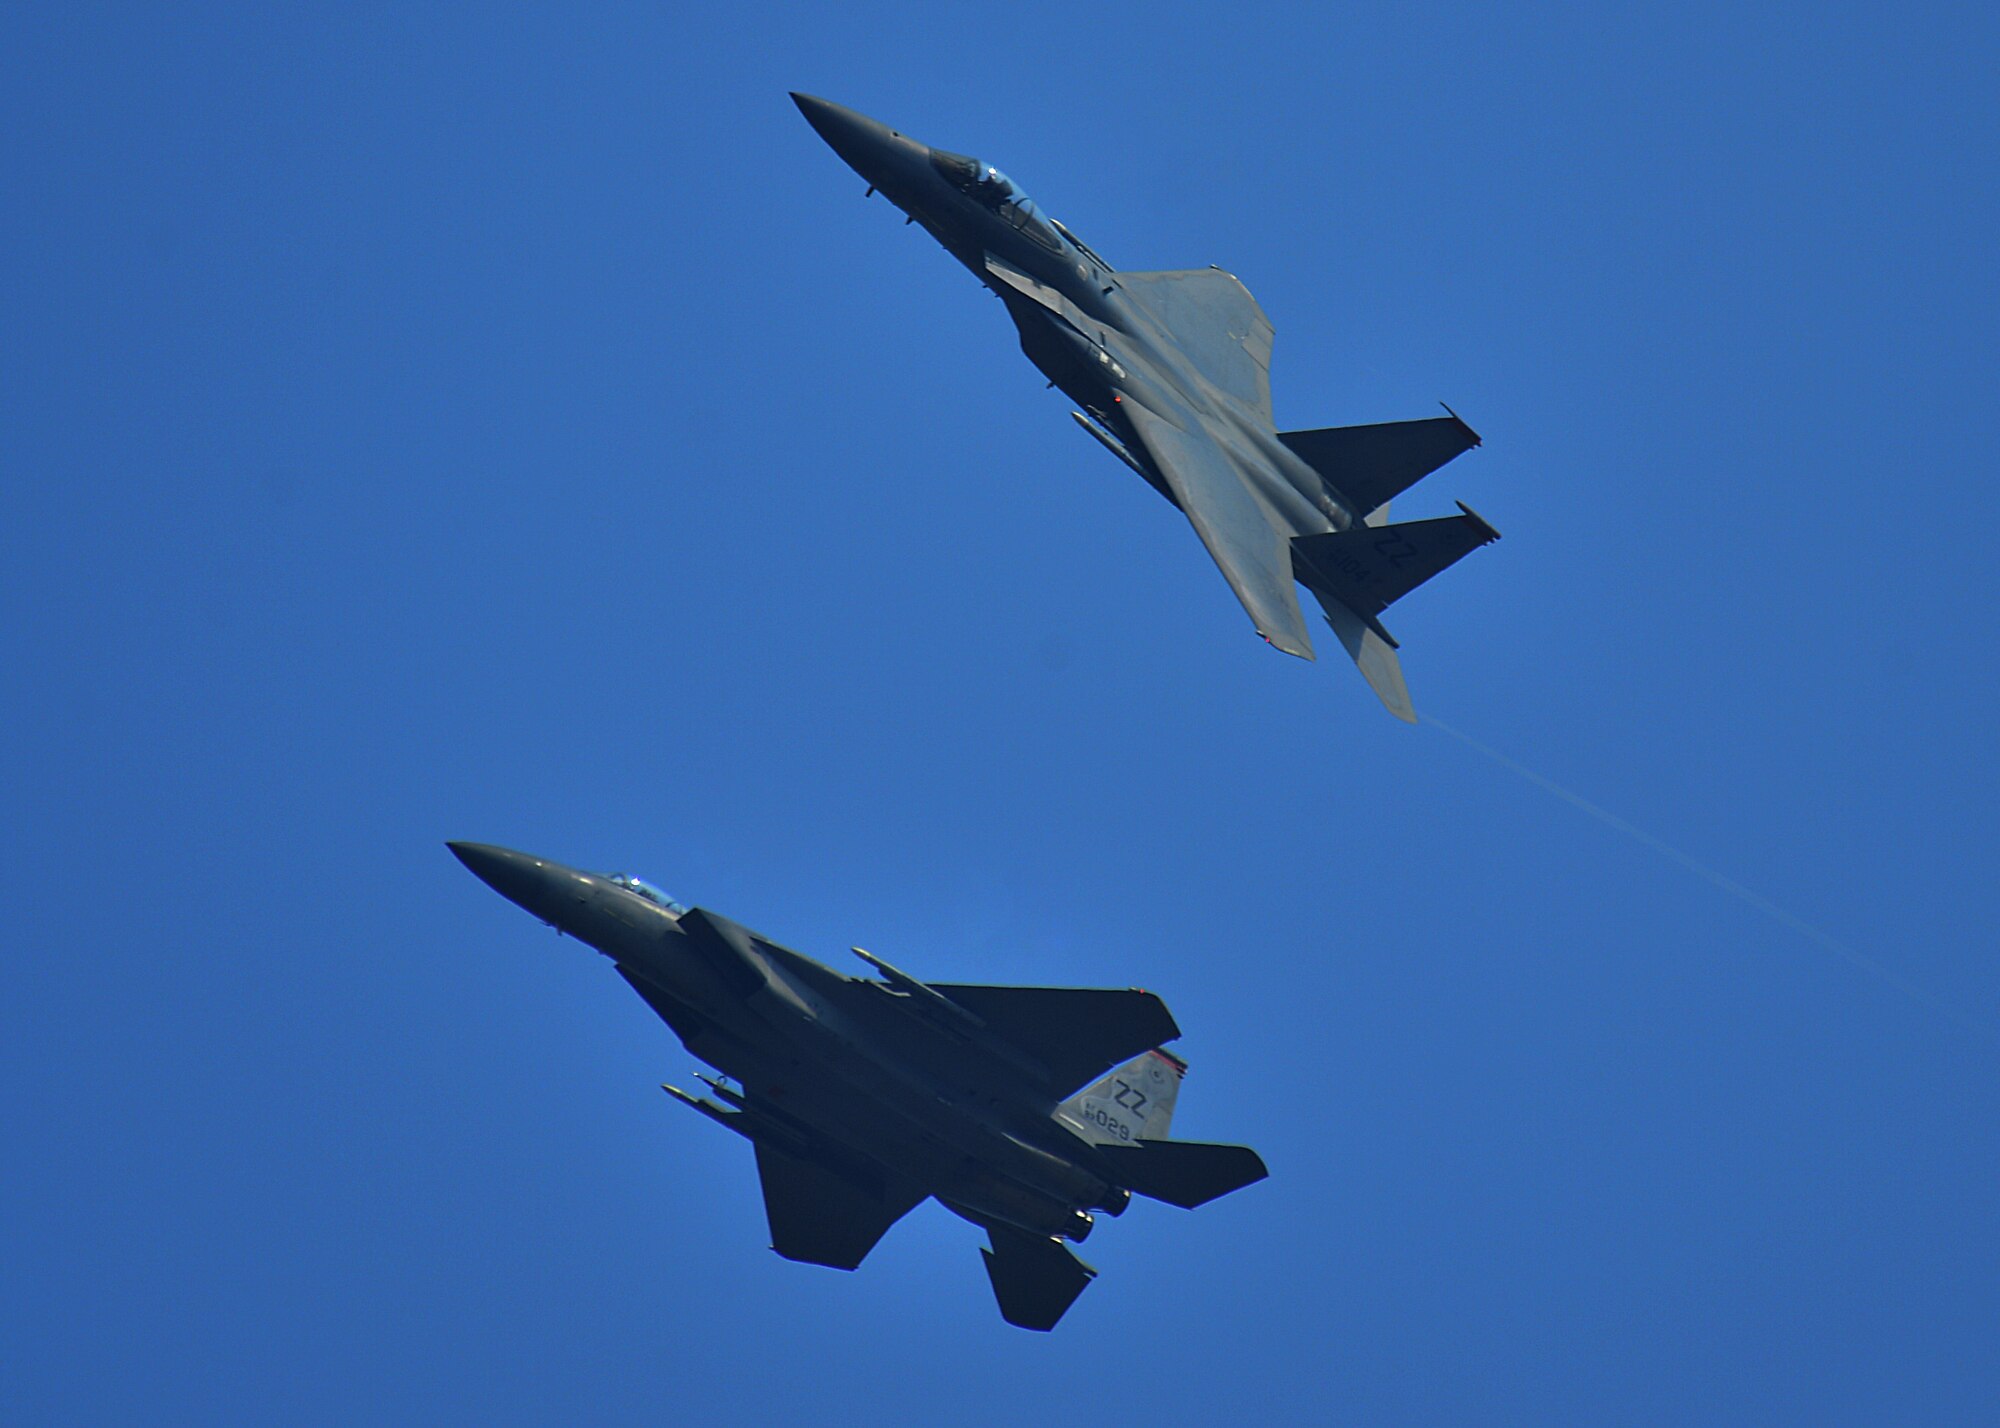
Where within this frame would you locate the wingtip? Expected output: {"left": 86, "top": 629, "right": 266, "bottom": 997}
{"left": 1455, "top": 500, "right": 1501, "bottom": 543}
{"left": 1377, "top": 673, "right": 1418, "bottom": 723}
{"left": 1261, "top": 630, "right": 1317, "bottom": 661}
{"left": 1439, "top": 400, "right": 1482, "bottom": 447}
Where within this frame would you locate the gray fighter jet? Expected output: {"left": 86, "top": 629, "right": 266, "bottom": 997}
{"left": 449, "top": 841, "right": 1267, "bottom": 1330}
{"left": 794, "top": 94, "right": 1499, "bottom": 721}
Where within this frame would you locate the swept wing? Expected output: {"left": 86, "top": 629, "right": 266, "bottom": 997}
{"left": 1118, "top": 398, "right": 1315, "bottom": 658}
{"left": 927, "top": 983, "right": 1181, "bottom": 1099}
{"left": 754, "top": 1141, "right": 925, "bottom": 1270}
{"left": 1117, "top": 268, "right": 1274, "bottom": 422}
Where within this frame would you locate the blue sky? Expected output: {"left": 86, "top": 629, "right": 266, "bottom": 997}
{"left": 6, "top": 3, "right": 1997, "bottom": 1423}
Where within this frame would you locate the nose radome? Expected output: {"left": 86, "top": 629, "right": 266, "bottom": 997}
{"left": 789, "top": 91, "right": 856, "bottom": 140}
{"left": 789, "top": 92, "right": 919, "bottom": 183}
{"left": 447, "top": 841, "right": 571, "bottom": 919}
{"left": 449, "top": 840, "right": 531, "bottom": 886}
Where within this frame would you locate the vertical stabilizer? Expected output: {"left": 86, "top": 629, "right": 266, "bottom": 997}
{"left": 1055, "top": 1048, "right": 1185, "bottom": 1146}
{"left": 981, "top": 1227, "right": 1097, "bottom": 1331}
{"left": 1316, "top": 592, "right": 1416, "bottom": 723}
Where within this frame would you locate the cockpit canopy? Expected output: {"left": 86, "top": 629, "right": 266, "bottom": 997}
{"left": 929, "top": 148, "right": 1064, "bottom": 253}
{"left": 607, "top": 873, "right": 687, "bottom": 915}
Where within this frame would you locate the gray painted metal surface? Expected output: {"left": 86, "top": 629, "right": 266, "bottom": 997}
{"left": 793, "top": 94, "right": 1501, "bottom": 721}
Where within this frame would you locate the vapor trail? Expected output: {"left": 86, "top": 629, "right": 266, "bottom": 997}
{"left": 1422, "top": 714, "right": 1990, "bottom": 1040}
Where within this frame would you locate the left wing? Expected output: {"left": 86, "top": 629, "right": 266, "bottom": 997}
{"left": 1119, "top": 398, "right": 1315, "bottom": 658}
{"left": 617, "top": 965, "right": 710, "bottom": 1044}
{"left": 755, "top": 1141, "right": 924, "bottom": 1271}
{"left": 984, "top": 252, "right": 1308, "bottom": 655}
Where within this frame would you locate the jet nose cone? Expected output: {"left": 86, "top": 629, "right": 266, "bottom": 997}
{"left": 448, "top": 839, "right": 519, "bottom": 885}
{"left": 448, "top": 841, "right": 564, "bottom": 918}
{"left": 789, "top": 91, "right": 846, "bottom": 136}
{"left": 789, "top": 92, "right": 918, "bottom": 182}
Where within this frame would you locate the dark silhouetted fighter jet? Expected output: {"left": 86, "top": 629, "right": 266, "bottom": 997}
{"left": 450, "top": 842, "right": 1267, "bottom": 1330}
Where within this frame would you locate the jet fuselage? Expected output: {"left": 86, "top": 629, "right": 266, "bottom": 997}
{"left": 449, "top": 842, "right": 1117, "bottom": 1242}
{"left": 792, "top": 93, "right": 1356, "bottom": 541}
{"left": 792, "top": 93, "right": 1499, "bottom": 720}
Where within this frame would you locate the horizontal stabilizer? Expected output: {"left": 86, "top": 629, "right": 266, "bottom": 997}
{"left": 1094, "top": 1138, "right": 1269, "bottom": 1209}
{"left": 1279, "top": 411, "right": 1480, "bottom": 519}
{"left": 1292, "top": 504, "right": 1500, "bottom": 621}
{"left": 929, "top": 984, "right": 1181, "bottom": 1100}
{"left": 980, "top": 1227, "right": 1097, "bottom": 1331}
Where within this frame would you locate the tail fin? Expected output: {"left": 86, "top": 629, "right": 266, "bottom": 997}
{"left": 1292, "top": 503, "right": 1500, "bottom": 633}
{"left": 1093, "top": 1139, "right": 1270, "bottom": 1209}
{"left": 981, "top": 1226, "right": 1097, "bottom": 1331}
{"left": 1313, "top": 589, "right": 1416, "bottom": 723}
{"left": 1278, "top": 409, "right": 1481, "bottom": 519}
{"left": 1059, "top": 1050, "right": 1270, "bottom": 1209}
{"left": 1286, "top": 492, "right": 1493, "bottom": 724}
{"left": 1055, "top": 1047, "right": 1186, "bottom": 1146}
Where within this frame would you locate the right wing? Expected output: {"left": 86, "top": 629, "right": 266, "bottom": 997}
{"left": 1115, "top": 268, "right": 1276, "bottom": 423}
{"left": 1119, "top": 397, "right": 1315, "bottom": 659}
{"left": 754, "top": 1141, "right": 924, "bottom": 1271}
{"left": 928, "top": 984, "right": 1181, "bottom": 1100}
{"left": 617, "top": 965, "right": 711, "bottom": 1044}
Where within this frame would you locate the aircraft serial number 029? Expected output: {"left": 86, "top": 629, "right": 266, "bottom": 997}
{"left": 1074, "top": 1078, "right": 1151, "bottom": 1141}
{"left": 1076, "top": 1103, "right": 1136, "bottom": 1141}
